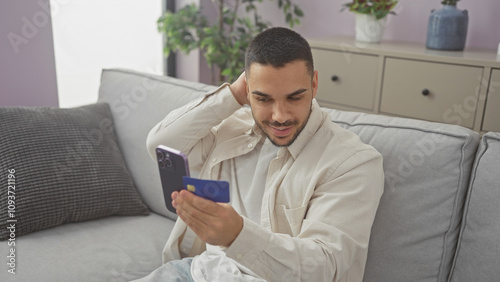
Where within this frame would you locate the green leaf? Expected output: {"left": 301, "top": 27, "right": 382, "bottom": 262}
{"left": 294, "top": 6, "right": 304, "bottom": 17}
{"left": 341, "top": 0, "right": 398, "bottom": 17}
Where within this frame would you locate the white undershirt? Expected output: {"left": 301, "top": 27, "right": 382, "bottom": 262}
{"left": 191, "top": 137, "right": 279, "bottom": 281}
{"left": 233, "top": 137, "right": 279, "bottom": 224}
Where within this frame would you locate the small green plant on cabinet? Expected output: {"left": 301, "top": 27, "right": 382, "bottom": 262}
{"left": 441, "top": 0, "right": 460, "bottom": 5}
{"left": 157, "top": 0, "right": 304, "bottom": 85}
{"left": 341, "top": 0, "right": 398, "bottom": 20}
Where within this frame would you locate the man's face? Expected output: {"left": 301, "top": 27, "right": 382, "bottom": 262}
{"left": 246, "top": 60, "right": 318, "bottom": 147}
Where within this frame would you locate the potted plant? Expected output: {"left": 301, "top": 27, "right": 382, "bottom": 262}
{"left": 341, "top": 0, "right": 398, "bottom": 43}
{"left": 426, "top": 0, "right": 468, "bottom": 51}
{"left": 158, "top": 0, "right": 304, "bottom": 85}
{"left": 441, "top": 0, "right": 459, "bottom": 5}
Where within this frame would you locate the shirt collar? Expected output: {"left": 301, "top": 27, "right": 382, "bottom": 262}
{"left": 286, "top": 99, "right": 324, "bottom": 160}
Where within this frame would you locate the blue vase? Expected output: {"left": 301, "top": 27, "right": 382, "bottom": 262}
{"left": 426, "top": 5, "right": 468, "bottom": 51}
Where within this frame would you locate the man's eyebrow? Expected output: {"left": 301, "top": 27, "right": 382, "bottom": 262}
{"left": 287, "top": 89, "right": 307, "bottom": 97}
{"left": 251, "top": 89, "right": 307, "bottom": 97}
{"left": 251, "top": 90, "right": 270, "bottom": 97}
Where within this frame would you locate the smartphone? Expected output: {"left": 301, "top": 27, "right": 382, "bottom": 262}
{"left": 155, "top": 145, "right": 190, "bottom": 213}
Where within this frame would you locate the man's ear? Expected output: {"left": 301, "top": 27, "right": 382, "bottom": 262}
{"left": 312, "top": 70, "right": 319, "bottom": 99}
{"left": 245, "top": 76, "right": 250, "bottom": 103}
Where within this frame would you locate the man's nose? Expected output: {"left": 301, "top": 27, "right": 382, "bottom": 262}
{"left": 272, "top": 102, "right": 291, "bottom": 124}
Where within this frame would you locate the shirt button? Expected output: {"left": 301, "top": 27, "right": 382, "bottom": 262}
{"left": 236, "top": 253, "right": 243, "bottom": 259}
{"left": 212, "top": 158, "right": 217, "bottom": 163}
{"left": 248, "top": 143, "right": 253, "bottom": 148}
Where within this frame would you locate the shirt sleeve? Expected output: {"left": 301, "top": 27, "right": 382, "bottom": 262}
{"left": 151, "top": 84, "right": 243, "bottom": 262}
{"left": 225, "top": 149, "right": 384, "bottom": 282}
{"left": 146, "top": 83, "right": 242, "bottom": 172}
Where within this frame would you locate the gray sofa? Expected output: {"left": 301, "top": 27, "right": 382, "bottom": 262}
{"left": 1, "top": 68, "right": 499, "bottom": 282}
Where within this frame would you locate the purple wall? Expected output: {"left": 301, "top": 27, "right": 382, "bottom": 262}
{"left": 259, "top": 0, "right": 500, "bottom": 51}
{"left": 0, "top": 0, "right": 59, "bottom": 107}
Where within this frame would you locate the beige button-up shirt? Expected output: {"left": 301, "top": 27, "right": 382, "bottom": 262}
{"left": 146, "top": 84, "right": 384, "bottom": 281}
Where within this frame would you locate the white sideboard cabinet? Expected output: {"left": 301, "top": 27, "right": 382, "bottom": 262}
{"left": 309, "top": 37, "right": 500, "bottom": 132}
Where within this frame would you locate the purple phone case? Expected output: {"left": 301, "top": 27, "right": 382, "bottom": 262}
{"left": 155, "top": 145, "right": 190, "bottom": 213}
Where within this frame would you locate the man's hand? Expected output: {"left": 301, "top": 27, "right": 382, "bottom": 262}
{"left": 172, "top": 190, "right": 243, "bottom": 247}
{"left": 229, "top": 72, "right": 248, "bottom": 106}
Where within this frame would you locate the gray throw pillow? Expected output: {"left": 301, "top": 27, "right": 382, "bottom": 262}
{"left": 0, "top": 103, "right": 149, "bottom": 240}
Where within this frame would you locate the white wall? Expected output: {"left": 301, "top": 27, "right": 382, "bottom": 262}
{"left": 51, "top": 0, "right": 164, "bottom": 108}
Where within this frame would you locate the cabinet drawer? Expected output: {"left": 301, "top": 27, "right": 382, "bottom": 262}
{"left": 380, "top": 58, "right": 483, "bottom": 128}
{"left": 312, "top": 48, "right": 378, "bottom": 110}
{"left": 482, "top": 69, "right": 500, "bottom": 132}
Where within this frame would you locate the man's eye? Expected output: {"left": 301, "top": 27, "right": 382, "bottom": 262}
{"left": 257, "top": 98, "right": 269, "bottom": 102}
{"left": 289, "top": 96, "right": 301, "bottom": 101}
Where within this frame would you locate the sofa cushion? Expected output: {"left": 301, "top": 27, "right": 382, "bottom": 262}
{"left": 449, "top": 132, "right": 500, "bottom": 281}
{"left": 0, "top": 103, "right": 149, "bottom": 240}
{"left": 0, "top": 213, "right": 175, "bottom": 281}
{"left": 323, "top": 109, "right": 480, "bottom": 282}
{"left": 97, "top": 69, "right": 216, "bottom": 220}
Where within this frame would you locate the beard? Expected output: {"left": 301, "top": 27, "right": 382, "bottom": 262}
{"left": 253, "top": 105, "right": 313, "bottom": 148}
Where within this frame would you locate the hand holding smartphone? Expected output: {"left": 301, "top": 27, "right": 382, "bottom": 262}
{"left": 156, "top": 145, "right": 230, "bottom": 213}
{"left": 156, "top": 145, "right": 190, "bottom": 213}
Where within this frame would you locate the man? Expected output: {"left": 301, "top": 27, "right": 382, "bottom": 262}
{"left": 138, "top": 27, "right": 384, "bottom": 281}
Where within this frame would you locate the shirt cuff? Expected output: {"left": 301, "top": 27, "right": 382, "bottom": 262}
{"left": 225, "top": 217, "right": 272, "bottom": 266}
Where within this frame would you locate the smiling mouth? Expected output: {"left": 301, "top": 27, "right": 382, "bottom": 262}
{"left": 269, "top": 125, "right": 293, "bottom": 138}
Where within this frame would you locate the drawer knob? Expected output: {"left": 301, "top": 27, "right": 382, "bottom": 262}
{"left": 331, "top": 75, "right": 339, "bottom": 82}
{"left": 422, "top": 89, "right": 430, "bottom": 96}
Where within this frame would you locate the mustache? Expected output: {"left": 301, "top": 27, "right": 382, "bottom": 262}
{"left": 264, "top": 120, "right": 298, "bottom": 127}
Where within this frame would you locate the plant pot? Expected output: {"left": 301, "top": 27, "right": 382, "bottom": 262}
{"left": 426, "top": 5, "right": 468, "bottom": 51}
{"left": 355, "top": 13, "right": 387, "bottom": 43}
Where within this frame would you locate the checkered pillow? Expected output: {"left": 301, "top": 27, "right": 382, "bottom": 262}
{"left": 0, "top": 103, "right": 149, "bottom": 240}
